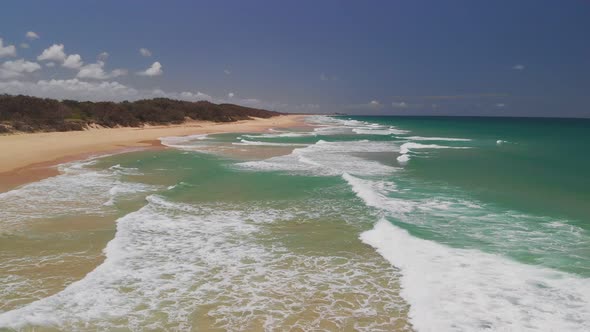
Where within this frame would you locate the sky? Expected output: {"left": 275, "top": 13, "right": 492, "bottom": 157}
{"left": 0, "top": 0, "right": 588, "bottom": 117}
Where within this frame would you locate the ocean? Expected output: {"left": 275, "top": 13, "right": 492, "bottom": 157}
{"left": 0, "top": 115, "right": 588, "bottom": 331}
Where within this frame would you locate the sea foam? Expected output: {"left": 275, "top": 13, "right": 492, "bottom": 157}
{"left": 0, "top": 158, "right": 159, "bottom": 314}
{"left": 237, "top": 139, "right": 398, "bottom": 176}
{"left": 242, "top": 131, "right": 317, "bottom": 138}
{"left": 0, "top": 159, "right": 156, "bottom": 227}
{"left": 397, "top": 142, "right": 469, "bottom": 164}
{"left": 361, "top": 219, "right": 590, "bottom": 332}
{"left": 340, "top": 171, "right": 590, "bottom": 332}
{"left": 232, "top": 139, "right": 308, "bottom": 147}
{"left": 0, "top": 195, "right": 412, "bottom": 331}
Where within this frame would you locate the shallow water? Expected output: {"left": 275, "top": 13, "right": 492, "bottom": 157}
{"left": 0, "top": 115, "right": 588, "bottom": 331}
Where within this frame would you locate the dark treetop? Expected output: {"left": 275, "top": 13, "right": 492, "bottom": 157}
{"left": 0, "top": 94, "right": 281, "bottom": 133}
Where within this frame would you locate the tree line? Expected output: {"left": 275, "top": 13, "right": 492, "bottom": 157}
{"left": 0, "top": 94, "right": 281, "bottom": 133}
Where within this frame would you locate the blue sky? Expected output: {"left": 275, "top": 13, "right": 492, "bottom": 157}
{"left": 0, "top": 0, "right": 588, "bottom": 117}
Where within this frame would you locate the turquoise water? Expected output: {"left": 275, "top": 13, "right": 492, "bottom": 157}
{"left": 346, "top": 116, "right": 590, "bottom": 274}
{"left": 0, "top": 115, "right": 589, "bottom": 331}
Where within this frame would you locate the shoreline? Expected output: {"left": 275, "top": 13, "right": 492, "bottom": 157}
{"left": 0, "top": 114, "right": 307, "bottom": 192}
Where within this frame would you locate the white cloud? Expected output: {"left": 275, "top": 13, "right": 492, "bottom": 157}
{"left": 37, "top": 44, "right": 66, "bottom": 62}
{"left": 224, "top": 69, "right": 231, "bottom": 75}
{"left": 512, "top": 64, "right": 525, "bottom": 70}
{"left": 345, "top": 100, "right": 385, "bottom": 111}
{"left": 0, "top": 59, "right": 41, "bottom": 79}
{"left": 0, "top": 69, "right": 20, "bottom": 79}
{"left": 20, "top": 43, "right": 30, "bottom": 49}
{"left": 139, "top": 48, "right": 152, "bottom": 57}
{"left": 179, "top": 91, "right": 212, "bottom": 101}
{"left": 0, "top": 79, "right": 210, "bottom": 102}
{"left": 77, "top": 61, "right": 127, "bottom": 80}
{"left": 77, "top": 62, "right": 107, "bottom": 79}
{"left": 26, "top": 31, "right": 40, "bottom": 40}
{"left": 45, "top": 62, "right": 56, "bottom": 68}
{"left": 111, "top": 69, "right": 128, "bottom": 77}
{"left": 137, "top": 61, "right": 162, "bottom": 76}
{"left": 228, "top": 92, "right": 235, "bottom": 98}
{"left": 38, "top": 44, "right": 86, "bottom": 70}
{"left": 97, "top": 52, "right": 109, "bottom": 61}
{"left": 62, "top": 54, "right": 84, "bottom": 69}
{"left": 151, "top": 89, "right": 217, "bottom": 102}
{"left": 0, "top": 38, "right": 17, "bottom": 58}
{"left": 391, "top": 101, "right": 408, "bottom": 108}
{"left": 0, "top": 78, "right": 314, "bottom": 113}
{"left": 2, "top": 59, "right": 41, "bottom": 73}
{"left": 0, "top": 79, "right": 138, "bottom": 101}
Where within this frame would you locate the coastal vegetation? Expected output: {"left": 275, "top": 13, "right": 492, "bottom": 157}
{"left": 0, "top": 94, "right": 280, "bottom": 133}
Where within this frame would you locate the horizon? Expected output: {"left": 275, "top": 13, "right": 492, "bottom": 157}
{"left": 6, "top": 93, "right": 590, "bottom": 119}
{"left": 1, "top": 0, "right": 589, "bottom": 118}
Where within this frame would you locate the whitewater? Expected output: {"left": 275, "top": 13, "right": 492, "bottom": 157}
{"left": 0, "top": 115, "right": 588, "bottom": 331}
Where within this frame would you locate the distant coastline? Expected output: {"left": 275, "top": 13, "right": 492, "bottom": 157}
{"left": 0, "top": 113, "right": 306, "bottom": 192}
{"left": 0, "top": 94, "right": 281, "bottom": 134}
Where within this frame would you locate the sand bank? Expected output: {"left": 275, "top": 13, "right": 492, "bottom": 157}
{"left": 0, "top": 114, "right": 306, "bottom": 191}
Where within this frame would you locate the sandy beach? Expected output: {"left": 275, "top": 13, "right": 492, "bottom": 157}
{"left": 0, "top": 114, "right": 306, "bottom": 191}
